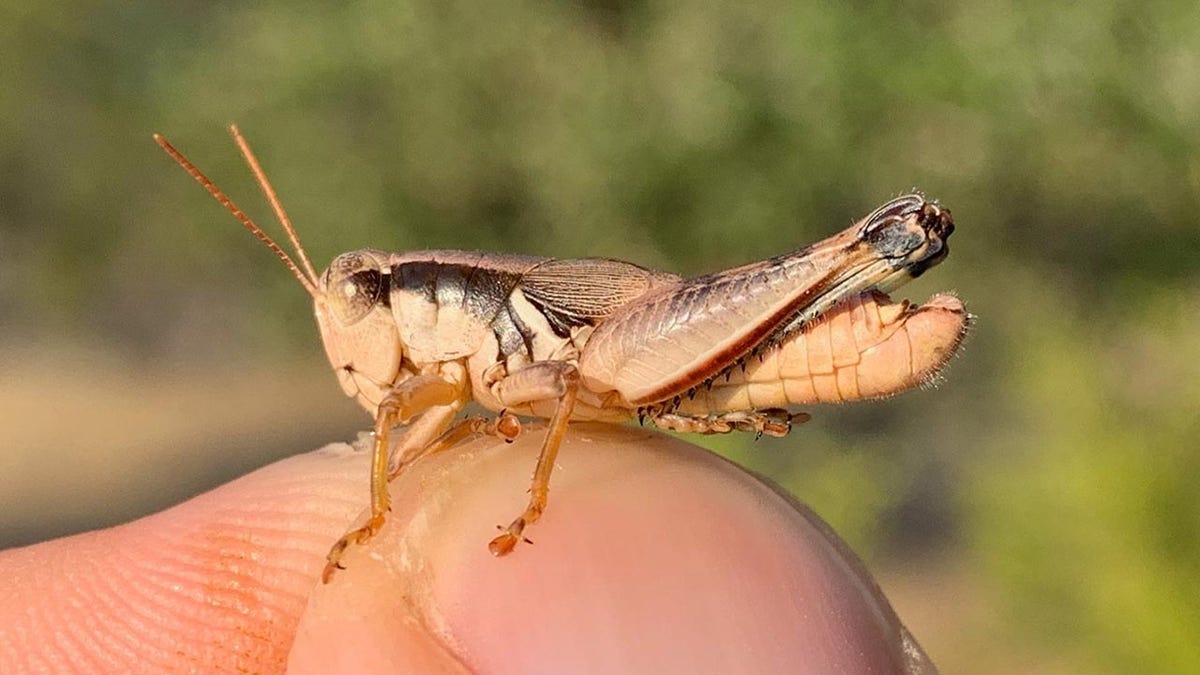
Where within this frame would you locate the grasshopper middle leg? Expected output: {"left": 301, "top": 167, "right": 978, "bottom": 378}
{"left": 485, "top": 360, "right": 581, "bottom": 556}
{"left": 388, "top": 411, "right": 523, "bottom": 480}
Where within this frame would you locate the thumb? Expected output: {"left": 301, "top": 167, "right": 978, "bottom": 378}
{"left": 0, "top": 425, "right": 937, "bottom": 674}
{"left": 293, "top": 423, "right": 937, "bottom": 673}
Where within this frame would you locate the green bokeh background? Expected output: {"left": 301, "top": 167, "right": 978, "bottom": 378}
{"left": 2, "top": 2, "right": 1197, "bottom": 672}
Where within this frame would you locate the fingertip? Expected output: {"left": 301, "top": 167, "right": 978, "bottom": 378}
{"left": 289, "top": 564, "right": 471, "bottom": 673}
{"left": 292, "top": 425, "right": 931, "bottom": 673}
{"left": 1, "top": 426, "right": 930, "bottom": 673}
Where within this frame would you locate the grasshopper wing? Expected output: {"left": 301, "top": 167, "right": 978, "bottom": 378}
{"left": 521, "top": 258, "right": 680, "bottom": 335}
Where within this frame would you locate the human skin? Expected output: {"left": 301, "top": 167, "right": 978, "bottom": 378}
{"left": 0, "top": 424, "right": 937, "bottom": 673}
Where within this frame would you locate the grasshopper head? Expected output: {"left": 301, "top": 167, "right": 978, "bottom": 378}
{"left": 315, "top": 250, "right": 403, "bottom": 411}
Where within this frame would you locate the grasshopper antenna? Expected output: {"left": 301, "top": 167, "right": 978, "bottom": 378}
{"left": 153, "top": 131, "right": 319, "bottom": 297}
{"left": 227, "top": 124, "right": 320, "bottom": 287}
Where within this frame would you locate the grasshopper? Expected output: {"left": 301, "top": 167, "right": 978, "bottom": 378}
{"left": 155, "top": 126, "right": 968, "bottom": 583}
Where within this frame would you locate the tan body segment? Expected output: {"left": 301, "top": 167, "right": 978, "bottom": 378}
{"left": 155, "top": 127, "right": 968, "bottom": 582}
{"left": 674, "top": 291, "right": 968, "bottom": 413}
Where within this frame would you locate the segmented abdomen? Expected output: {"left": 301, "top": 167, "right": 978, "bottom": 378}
{"left": 673, "top": 291, "right": 968, "bottom": 414}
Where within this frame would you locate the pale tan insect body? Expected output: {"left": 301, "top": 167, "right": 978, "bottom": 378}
{"left": 155, "top": 127, "right": 968, "bottom": 582}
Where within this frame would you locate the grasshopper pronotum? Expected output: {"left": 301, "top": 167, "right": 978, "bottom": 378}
{"left": 155, "top": 126, "right": 968, "bottom": 583}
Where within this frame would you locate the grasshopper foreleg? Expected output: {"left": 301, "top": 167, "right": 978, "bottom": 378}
{"left": 485, "top": 360, "right": 581, "bottom": 556}
{"left": 323, "top": 374, "right": 464, "bottom": 583}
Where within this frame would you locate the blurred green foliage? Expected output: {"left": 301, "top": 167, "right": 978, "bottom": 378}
{"left": 2, "top": 1, "right": 1198, "bottom": 671}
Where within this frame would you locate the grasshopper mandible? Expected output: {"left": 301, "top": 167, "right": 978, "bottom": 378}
{"left": 154, "top": 126, "right": 968, "bottom": 583}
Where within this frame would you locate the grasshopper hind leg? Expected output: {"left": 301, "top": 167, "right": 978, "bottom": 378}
{"left": 645, "top": 406, "right": 810, "bottom": 438}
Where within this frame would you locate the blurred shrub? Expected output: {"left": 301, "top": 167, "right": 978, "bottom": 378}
{"left": 2, "top": 2, "right": 1197, "bottom": 671}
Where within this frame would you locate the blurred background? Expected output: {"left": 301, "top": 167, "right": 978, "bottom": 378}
{"left": 2, "top": 2, "right": 1197, "bottom": 671}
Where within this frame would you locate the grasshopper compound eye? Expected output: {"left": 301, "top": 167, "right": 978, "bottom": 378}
{"left": 324, "top": 252, "right": 388, "bottom": 326}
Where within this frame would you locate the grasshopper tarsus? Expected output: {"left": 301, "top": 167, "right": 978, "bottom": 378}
{"left": 489, "top": 528, "right": 524, "bottom": 556}
{"left": 489, "top": 537, "right": 516, "bottom": 556}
